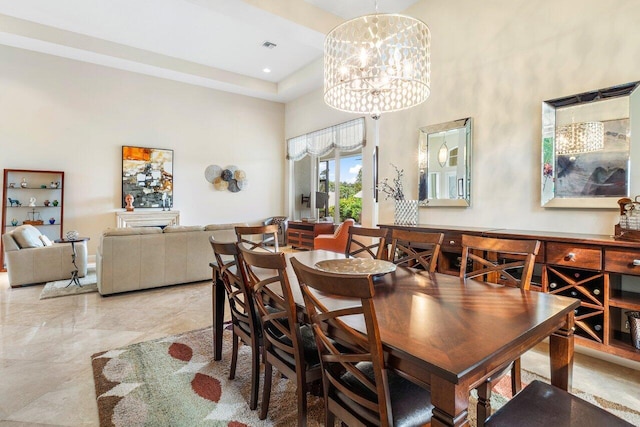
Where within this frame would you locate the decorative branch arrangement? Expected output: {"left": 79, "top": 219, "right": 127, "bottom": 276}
{"left": 377, "top": 163, "right": 405, "bottom": 201}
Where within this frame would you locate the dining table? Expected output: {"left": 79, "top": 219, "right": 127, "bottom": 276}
{"left": 210, "top": 249, "right": 580, "bottom": 427}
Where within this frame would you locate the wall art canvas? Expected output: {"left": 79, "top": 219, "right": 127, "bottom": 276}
{"left": 554, "top": 119, "right": 629, "bottom": 198}
{"left": 122, "top": 146, "right": 173, "bottom": 208}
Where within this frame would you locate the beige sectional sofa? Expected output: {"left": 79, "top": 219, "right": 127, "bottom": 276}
{"left": 2, "top": 224, "right": 88, "bottom": 287}
{"left": 96, "top": 223, "right": 245, "bottom": 295}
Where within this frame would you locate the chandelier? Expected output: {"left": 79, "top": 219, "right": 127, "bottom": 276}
{"left": 555, "top": 122, "right": 604, "bottom": 156}
{"left": 323, "top": 11, "right": 431, "bottom": 119}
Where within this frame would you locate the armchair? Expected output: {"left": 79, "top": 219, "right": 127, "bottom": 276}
{"left": 313, "top": 218, "right": 355, "bottom": 253}
{"left": 2, "top": 225, "right": 87, "bottom": 287}
{"left": 262, "top": 216, "right": 288, "bottom": 246}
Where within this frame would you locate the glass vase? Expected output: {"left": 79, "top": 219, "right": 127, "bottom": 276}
{"left": 394, "top": 199, "right": 418, "bottom": 225}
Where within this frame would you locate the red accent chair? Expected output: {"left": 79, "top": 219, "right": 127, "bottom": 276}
{"left": 313, "top": 219, "right": 355, "bottom": 253}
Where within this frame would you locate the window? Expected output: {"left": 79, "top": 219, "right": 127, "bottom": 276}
{"left": 288, "top": 118, "right": 365, "bottom": 223}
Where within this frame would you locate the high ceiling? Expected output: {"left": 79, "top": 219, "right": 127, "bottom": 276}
{"left": 0, "top": 0, "right": 420, "bottom": 102}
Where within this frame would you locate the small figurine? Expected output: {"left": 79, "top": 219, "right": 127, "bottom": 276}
{"left": 44, "top": 200, "right": 50, "bottom": 206}
{"left": 8, "top": 183, "right": 15, "bottom": 188}
{"left": 29, "top": 197, "right": 36, "bottom": 207}
{"left": 125, "top": 194, "right": 135, "bottom": 212}
{"left": 50, "top": 181, "right": 60, "bottom": 189}
{"left": 7, "top": 197, "right": 21, "bottom": 207}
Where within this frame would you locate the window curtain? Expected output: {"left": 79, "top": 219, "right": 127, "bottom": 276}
{"left": 287, "top": 117, "right": 366, "bottom": 161}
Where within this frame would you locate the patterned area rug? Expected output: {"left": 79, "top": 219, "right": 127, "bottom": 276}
{"left": 39, "top": 268, "right": 97, "bottom": 299}
{"left": 91, "top": 327, "right": 640, "bottom": 427}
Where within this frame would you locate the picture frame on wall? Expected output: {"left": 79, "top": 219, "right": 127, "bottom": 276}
{"left": 122, "top": 146, "right": 174, "bottom": 209}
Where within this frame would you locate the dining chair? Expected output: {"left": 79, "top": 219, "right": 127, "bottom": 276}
{"left": 459, "top": 234, "right": 541, "bottom": 427}
{"left": 345, "top": 226, "right": 388, "bottom": 259}
{"left": 485, "top": 380, "right": 633, "bottom": 426}
{"left": 290, "top": 257, "right": 434, "bottom": 427}
{"left": 238, "top": 246, "right": 322, "bottom": 426}
{"left": 387, "top": 229, "right": 444, "bottom": 272}
{"left": 235, "top": 224, "right": 279, "bottom": 253}
{"left": 209, "top": 238, "right": 262, "bottom": 410}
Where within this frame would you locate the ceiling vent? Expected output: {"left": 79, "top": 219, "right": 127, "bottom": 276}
{"left": 262, "top": 41, "right": 277, "bottom": 49}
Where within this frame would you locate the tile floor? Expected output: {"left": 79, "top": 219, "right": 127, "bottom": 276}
{"left": 1, "top": 269, "right": 639, "bottom": 426}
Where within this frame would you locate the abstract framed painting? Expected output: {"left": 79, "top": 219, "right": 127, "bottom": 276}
{"left": 122, "top": 146, "right": 174, "bottom": 209}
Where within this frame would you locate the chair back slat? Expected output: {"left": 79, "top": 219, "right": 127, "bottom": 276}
{"left": 460, "top": 234, "right": 541, "bottom": 289}
{"left": 388, "top": 229, "right": 444, "bottom": 272}
{"left": 346, "top": 227, "right": 388, "bottom": 259}
{"left": 291, "top": 257, "right": 395, "bottom": 426}
{"left": 235, "top": 224, "right": 279, "bottom": 253}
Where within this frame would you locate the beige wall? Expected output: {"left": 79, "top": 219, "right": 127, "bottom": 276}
{"left": 0, "top": 45, "right": 285, "bottom": 256}
{"left": 285, "top": 0, "right": 640, "bottom": 234}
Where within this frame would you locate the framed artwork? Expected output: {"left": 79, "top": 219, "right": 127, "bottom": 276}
{"left": 122, "top": 146, "right": 173, "bottom": 208}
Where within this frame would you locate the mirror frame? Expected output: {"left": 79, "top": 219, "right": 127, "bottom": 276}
{"left": 541, "top": 81, "right": 640, "bottom": 208}
{"left": 418, "top": 117, "right": 472, "bottom": 207}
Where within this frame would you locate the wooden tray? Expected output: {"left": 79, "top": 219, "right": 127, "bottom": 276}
{"left": 23, "top": 220, "right": 44, "bottom": 225}
{"left": 613, "top": 224, "right": 640, "bottom": 242}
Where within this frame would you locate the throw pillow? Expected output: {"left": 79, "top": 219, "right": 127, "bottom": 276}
{"left": 12, "top": 225, "right": 44, "bottom": 248}
{"left": 39, "top": 235, "right": 53, "bottom": 246}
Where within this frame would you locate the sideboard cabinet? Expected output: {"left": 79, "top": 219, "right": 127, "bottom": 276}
{"left": 1, "top": 169, "right": 65, "bottom": 271}
{"left": 287, "top": 221, "right": 334, "bottom": 250}
{"left": 382, "top": 224, "right": 640, "bottom": 362}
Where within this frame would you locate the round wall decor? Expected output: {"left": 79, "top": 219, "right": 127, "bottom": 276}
{"left": 205, "top": 164, "right": 248, "bottom": 192}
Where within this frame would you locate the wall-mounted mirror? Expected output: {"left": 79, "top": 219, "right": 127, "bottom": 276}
{"left": 541, "top": 81, "right": 640, "bottom": 208}
{"left": 418, "top": 117, "right": 472, "bottom": 207}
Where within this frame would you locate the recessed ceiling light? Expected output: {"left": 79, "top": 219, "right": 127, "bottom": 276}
{"left": 263, "top": 68, "right": 271, "bottom": 73}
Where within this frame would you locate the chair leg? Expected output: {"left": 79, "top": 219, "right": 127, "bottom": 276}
{"left": 297, "top": 378, "right": 308, "bottom": 427}
{"left": 476, "top": 381, "right": 492, "bottom": 427}
{"left": 249, "top": 342, "right": 260, "bottom": 410}
{"left": 325, "top": 409, "right": 335, "bottom": 427}
{"left": 229, "top": 332, "right": 239, "bottom": 380}
{"left": 260, "top": 361, "right": 273, "bottom": 419}
{"left": 511, "top": 357, "right": 522, "bottom": 394}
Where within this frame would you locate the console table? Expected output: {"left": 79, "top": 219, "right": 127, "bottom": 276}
{"left": 382, "top": 223, "right": 640, "bottom": 362}
{"left": 287, "top": 221, "right": 334, "bottom": 250}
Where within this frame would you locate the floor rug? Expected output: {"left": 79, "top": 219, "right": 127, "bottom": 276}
{"left": 91, "top": 327, "right": 639, "bottom": 427}
{"left": 39, "top": 267, "right": 97, "bottom": 299}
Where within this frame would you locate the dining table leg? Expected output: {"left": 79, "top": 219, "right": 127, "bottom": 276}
{"left": 430, "top": 376, "right": 471, "bottom": 427}
{"left": 549, "top": 311, "right": 575, "bottom": 391}
{"left": 211, "top": 266, "right": 226, "bottom": 361}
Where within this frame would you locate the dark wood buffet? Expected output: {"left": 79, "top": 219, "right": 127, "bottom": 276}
{"left": 382, "top": 223, "right": 640, "bottom": 362}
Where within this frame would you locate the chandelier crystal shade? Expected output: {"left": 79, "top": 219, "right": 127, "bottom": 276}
{"left": 324, "top": 13, "right": 431, "bottom": 118}
{"left": 555, "top": 121, "right": 604, "bottom": 155}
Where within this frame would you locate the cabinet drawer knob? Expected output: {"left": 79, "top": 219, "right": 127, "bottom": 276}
{"left": 450, "top": 240, "right": 456, "bottom": 245}
{"left": 565, "top": 252, "right": 576, "bottom": 261}
{"left": 633, "top": 259, "right": 640, "bottom": 266}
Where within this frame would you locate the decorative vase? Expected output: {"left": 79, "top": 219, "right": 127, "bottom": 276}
{"left": 44, "top": 200, "right": 50, "bottom": 206}
{"left": 11, "top": 218, "right": 18, "bottom": 226}
{"left": 627, "top": 311, "right": 640, "bottom": 350}
{"left": 20, "top": 178, "right": 27, "bottom": 188}
{"left": 52, "top": 200, "right": 59, "bottom": 207}
{"left": 49, "top": 218, "right": 55, "bottom": 224}
{"left": 65, "top": 230, "right": 79, "bottom": 240}
{"left": 394, "top": 199, "right": 418, "bottom": 225}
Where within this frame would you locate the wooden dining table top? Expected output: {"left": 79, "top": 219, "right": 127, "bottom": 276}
{"left": 284, "top": 250, "right": 579, "bottom": 385}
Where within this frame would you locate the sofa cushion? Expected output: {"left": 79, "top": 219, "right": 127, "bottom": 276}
{"left": 12, "top": 225, "right": 44, "bottom": 248}
{"left": 164, "top": 225, "right": 204, "bottom": 233}
{"left": 102, "top": 227, "right": 163, "bottom": 236}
